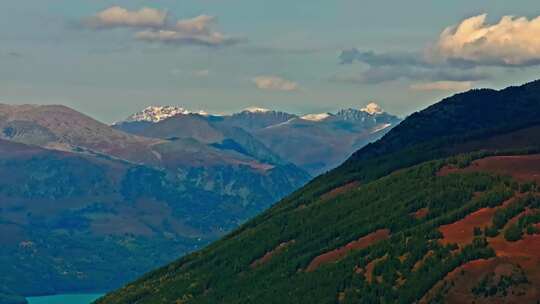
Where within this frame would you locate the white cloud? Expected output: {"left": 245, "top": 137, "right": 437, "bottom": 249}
{"left": 84, "top": 7, "right": 242, "bottom": 47}
{"left": 253, "top": 76, "right": 299, "bottom": 92}
{"left": 135, "top": 15, "right": 242, "bottom": 47}
{"left": 410, "top": 81, "right": 472, "bottom": 92}
{"left": 175, "top": 15, "right": 215, "bottom": 34}
{"left": 433, "top": 14, "right": 540, "bottom": 66}
{"left": 85, "top": 6, "right": 167, "bottom": 29}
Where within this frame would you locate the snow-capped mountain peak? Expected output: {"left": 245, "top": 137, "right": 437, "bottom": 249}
{"left": 124, "top": 106, "right": 207, "bottom": 123}
{"left": 371, "top": 123, "right": 393, "bottom": 134}
{"left": 301, "top": 113, "right": 332, "bottom": 121}
{"left": 243, "top": 107, "right": 271, "bottom": 113}
{"left": 361, "top": 102, "right": 384, "bottom": 115}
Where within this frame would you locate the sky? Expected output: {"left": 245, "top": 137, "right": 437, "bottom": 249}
{"left": 1, "top": 0, "right": 539, "bottom": 123}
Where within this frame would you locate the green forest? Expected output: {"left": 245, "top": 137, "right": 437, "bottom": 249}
{"left": 98, "top": 151, "right": 538, "bottom": 303}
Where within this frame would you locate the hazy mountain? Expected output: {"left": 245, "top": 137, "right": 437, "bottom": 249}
{"left": 116, "top": 103, "right": 401, "bottom": 175}
{"left": 220, "top": 107, "right": 298, "bottom": 130}
{"left": 0, "top": 105, "right": 309, "bottom": 297}
{"left": 99, "top": 79, "right": 540, "bottom": 304}
{"left": 114, "top": 112, "right": 287, "bottom": 166}
{"left": 252, "top": 105, "right": 401, "bottom": 174}
{"left": 0, "top": 104, "right": 158, "bottom": 162}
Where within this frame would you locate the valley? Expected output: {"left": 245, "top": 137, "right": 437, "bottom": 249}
{"left": 0, "top": 103, "right": 394, "bottom": 300}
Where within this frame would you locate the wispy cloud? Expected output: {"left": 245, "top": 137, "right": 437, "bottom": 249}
{"left": 333, "top": 62, "right": 488, "bottom": 84}
{"left": 339, "top": 49, "right": 428, "bottom": 67}
{"left": 253, "top": 76, "right": 299, "bottom": 92}
{"left": 170, "top": 69, "right": 211, "bottom": 78}
{"left": 336, "top": 48, "right": 488, "bottom": 84}
{"left": 194, "top": 69, "right": 210, "bottom": 77}
{"left": 7, "top": 51, "right": 23, "bottom": 58}
{"left": 410, "top": 81, "right": 472, "bottom": 92}
{"left": 84, "top": 7, "right": 243, "bottom": 48}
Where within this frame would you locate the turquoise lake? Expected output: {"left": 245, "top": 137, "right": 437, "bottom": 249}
{"left": 26, "top": 294, "right": 104, "bottom": 304}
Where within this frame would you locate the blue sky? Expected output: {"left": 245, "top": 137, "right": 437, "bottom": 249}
{"left": 1, "top": 0, "right": 539, "bottom": 122}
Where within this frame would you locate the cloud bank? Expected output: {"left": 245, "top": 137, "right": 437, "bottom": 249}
{"left": 434, "top": 14, "right": 540, "bottom": 66}
{"left": 85, "top": 7, "right": 242, "bottom": 47}
{"left": 338, "top": 14, "right": 540, "bottom": 85}
{"left": 336, "top": 49, "right": 487, "bottom": 84}
{"left": 135, "top": 15, "right": 242, "bottom": 46}
{"left": 253, "top": 76, "right": 299, "bottom": 91}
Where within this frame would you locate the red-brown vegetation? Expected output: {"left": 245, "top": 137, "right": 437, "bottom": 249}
{"left": 438, "top": 196, "right": 521, "bottom": 247}
{"left": 437, "top": 164, "right": 459, "bottom": 177}
{"left": 365, "top": 255, "right": 388, "bottom": 284}
{"left": 412, "top": 250, "right": 435, "bottom": 272}
{"left": 439, "top": 154, "right": 540, "bottom": 184}
{"left": 490, "top": 230, "right": 540, "bottom": 259}
{"left": 412, "top": 208, "right": 429, "bottom": 219}
{"left": 439, "top": 208, "right": 497, "bottom": 246}
{"left": 251, "top": 240, "right": 295, "bottom": 268}
{"left": 306, "top": 229, "right": 390, "bottom": 272}
{"left": 425, "top": 201, "right": 540, "bottom": 303}
{"left": 420, "top": 256, "right": 540, "bottom": 304}
{"left": 320, "top": 181, "right": 361, "bottom": 202}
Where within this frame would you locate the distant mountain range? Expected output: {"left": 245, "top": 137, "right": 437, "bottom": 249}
{"left": 99, "top": 79, "right": 540, "bottom": 304}
{"left": 114, "top": 103, "right": 401, "bottom": 175}
{"left": 0, "top": 102, "right": 397, "bottom": 298}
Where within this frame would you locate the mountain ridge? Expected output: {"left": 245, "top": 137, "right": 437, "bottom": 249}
{"left": 115, "top": 103, "right": 401, "bottom": 175}
{"left": 115, "top": 103, "right": 395, "bottom": 126}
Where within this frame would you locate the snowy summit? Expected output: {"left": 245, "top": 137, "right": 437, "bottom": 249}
{"left": 361, "top": 102, "right": 384, "bottom": 115}
{"left": 124, "top": 106, "right": 207, "bottom": 123}
{"left": 301, "top": 113, "right": 332, "bottom": 121}
{"left": 243, "top": 107, "right": 271, "bottom": 113}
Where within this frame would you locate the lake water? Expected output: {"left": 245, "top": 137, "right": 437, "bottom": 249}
{"left": 26, "top": 294, "right": 104, "bottom": 304}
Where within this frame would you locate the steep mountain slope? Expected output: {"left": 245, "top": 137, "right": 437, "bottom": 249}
{"left": 0, "top": 106, "right": 310, "bottom": 298}
{"left": 98, "top": 79, "right": 540, "bottom": 304}
{"left": 322, "top": 80, "right": 540, "bottom": 193}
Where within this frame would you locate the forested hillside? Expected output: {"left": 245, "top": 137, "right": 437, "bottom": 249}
{"left": 98, "top": 80, "right": 540, "bottom": 304}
